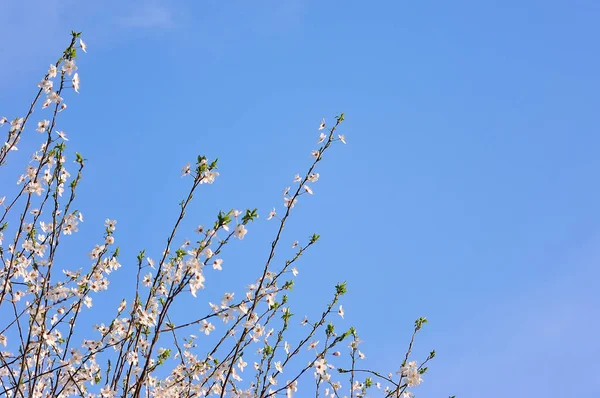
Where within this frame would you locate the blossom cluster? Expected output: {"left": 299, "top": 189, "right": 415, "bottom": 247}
{"left": 0, "top": 32, "right": 437, "bottom": 398}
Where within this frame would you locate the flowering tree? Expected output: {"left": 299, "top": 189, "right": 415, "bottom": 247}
{"left": 0, "top": 32, "right": 439, "bottom": 398}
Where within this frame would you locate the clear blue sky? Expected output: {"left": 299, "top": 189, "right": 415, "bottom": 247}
{"left": 1, "top": 1, "right": 600, "bottom": 396}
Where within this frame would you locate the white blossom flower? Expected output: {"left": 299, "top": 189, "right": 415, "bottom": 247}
{"left": 201, "top": 320, "right": 215, "bottom": 335}
{"left": 57, "top": 131, "right": 68, "bottom": 141}
{"left": 190, "top": 271, "right": 205, "bottom": 296}
{"left": 275, "top": 361, "right": 283, "bottom": 373}
{"left": 311, "top": 150, "right": 320, "bottom": 158}
{"left": 267, "top": 208, "right": 276, "bottom": 220}
{"left": 398, "top": 361, "right": 423, "bottom": 387}
{"left": 80, "top": 39, "right": 87, "bottom": 53}
{"left": 48, "top": 91, "right": 62, "bottom": 103}
{"left": 48, "top": 64, "right": 58, "bottom": 78}
{"left": 72, "top": 73, "right": 80, "bottom": 93}
{"left": 62, "top": 59, "right": 77, "bottom": 76}
{"left": 100, "top": 386, "right": 116, "bottom": 397}
{"left": 213, "top": 258, "right": 223, "bottom": 270}
{"left": 318, "top": 132, "right": 326, "bottom": 143}
{"left": 237, "top": 357, "right": 247, "bottom": 371}
{"left": 286, "top": 380, "right": 298, "bottom": 398}
{"left": 83, "top": 296, "right": 92, "bottom": 308}
{"left": 88, "top": 244, "right": 105, "bottom": 260}
{"left": 27, "top": 181, "right": 44, "bottom": 195}
{"left": 251, "top": 324, "right": 265, "bottom": 341}
{"left": 318, "top": 118, "right": 326, "bottom": 130}
{"left": 105, "top": 219, "right": 117, "bottom": 231}
{"left": 303, "top": 185, "right": 313, "bottom": 195}
{"left": 338, "top": 305, "right": 344, "bottom": 319}
{"left": 235, "top": 224, "right": 247, "bottom": 239}
{"left": 314, "top": 359, "right": 326, "bottom": 375}
{"left": 266, "top": 293, "right": 276, "bottom": 307}
{"left": 201, "top": 169, "right": 219, "bottom": 184}
{"left": 38, "top": 79, "right": 53, "bottom": 93}
{"left": 284, "top": 197, "right": 297, "bottom": 209}
{"left": 182, "top": 163, "right": 191, "bottom": 177}
{"left": 36, "top": 120, "right": 50, "bottom": 133}
{"left": 10, "top": 117, "right": 23, "bottom": 132}
{"left": 338, "top": 134, "right": 346, "bottom": 144}
{"left": 126, "top": 351, "right": 138, "bottom": 366}
{"left": 222, "top": 292, "right": 234, "bottom": 304}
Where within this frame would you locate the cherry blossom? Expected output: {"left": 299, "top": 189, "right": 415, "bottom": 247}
{"left": 318, "top": 118, "right": 326, "bottom": 130}
{"left": 0, "top": 33, "right": 435, "bottom": 398}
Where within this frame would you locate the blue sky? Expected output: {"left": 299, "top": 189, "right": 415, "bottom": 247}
{"left": 1, "top": 0, "right": 600, "bottom": 396}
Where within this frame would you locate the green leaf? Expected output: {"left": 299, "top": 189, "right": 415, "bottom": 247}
{"left": 415, "top": 317, "right": 428, "bottom": 330}
{"left": 326, "top": 322, "right": 335, "bottom": 337}
{"left": 335, "top": 281, "right": 347, "bottom": 295}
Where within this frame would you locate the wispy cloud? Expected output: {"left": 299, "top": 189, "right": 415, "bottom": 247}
{"left": 117, "top": 2, "right": 174, "bottom": 29}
